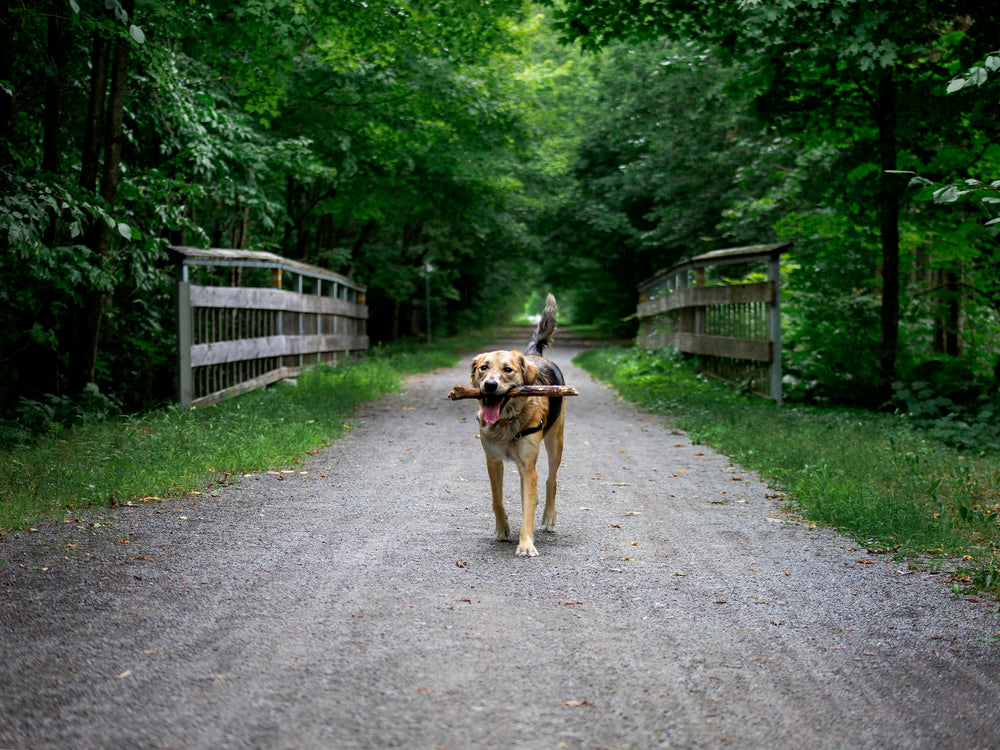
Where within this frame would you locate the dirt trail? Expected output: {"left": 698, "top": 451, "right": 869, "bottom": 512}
{"left": 2, "top": 340, "right": 1000, "bottom": 749}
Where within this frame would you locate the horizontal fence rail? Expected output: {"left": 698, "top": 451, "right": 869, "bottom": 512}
{"left": 636, "top": 242, "right": 790, "bottom": 403}
{"left": 172, "top": 246, "right": 368, "bottom": 407}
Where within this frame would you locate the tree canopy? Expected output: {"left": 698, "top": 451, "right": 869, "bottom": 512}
{"left": 2, "top": 0, "right": 1000, "bottom": 424}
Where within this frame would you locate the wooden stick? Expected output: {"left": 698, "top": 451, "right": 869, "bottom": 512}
{"left": 448, "top": 384, "right": 579, "bottom": 401}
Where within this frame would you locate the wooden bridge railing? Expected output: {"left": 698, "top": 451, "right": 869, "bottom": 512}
{"left": 636, "top": 242, "right": 790, "bottom": 404}
{"left": 171, "top": 247, "right": 369, "bottom": 407}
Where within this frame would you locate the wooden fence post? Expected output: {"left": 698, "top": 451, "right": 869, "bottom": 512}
{"left": 768, "top": 254, "right": 783, "bottom": 405}
{"left": 176, "top": 273, "right": 193, "bottom": 407}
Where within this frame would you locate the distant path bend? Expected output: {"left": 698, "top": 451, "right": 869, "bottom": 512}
{"left": 2, "top": 340, "right": 999, "bottom": 749}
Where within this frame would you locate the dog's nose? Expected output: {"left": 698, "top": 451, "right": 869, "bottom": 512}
{"left": 482, "top": 379, "right": 499, "bottom": 393}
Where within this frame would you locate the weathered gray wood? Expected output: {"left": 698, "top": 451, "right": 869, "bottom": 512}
{"left": 636, "top": 243, "right": 789, "bottom": 403}
{"left": 175, "top": 247, "right": 369, "bottom": 407}
{"left": 170, "top": 246, "right": 362, "bottom": 292}
{"left": 191, "top": 334, "right": 369, "bottom": 367}
{"left": 638, "top": 242, "right": 791, "bottom": 295}
{"left": 190, "top": 285, "right": 368, "bottom": 318}
{"left": 176, "top": 280, "right": 193, "bottom": 407}
{"left": 668, "top": 333, "right": 772, "bottom": 362}
{"left": 192, "top": 366, "right": 298, "bottom": 408}
{"left": 637, "top": 282, "right": 775, "bottom": 317}
{"left": 767, "top": 255, "right": 783, "bottom": 404}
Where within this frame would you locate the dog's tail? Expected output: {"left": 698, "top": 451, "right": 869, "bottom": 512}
{"left": 525, "top": 294, "right": 557, "bottom": 356}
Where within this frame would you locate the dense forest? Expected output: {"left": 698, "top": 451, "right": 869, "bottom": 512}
{"left": 1, "top": 0, "right": 999, "bottom": 425}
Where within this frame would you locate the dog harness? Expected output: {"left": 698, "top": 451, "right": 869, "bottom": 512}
{"left": 514, "top": 420, "right": 544, "bottom": 440}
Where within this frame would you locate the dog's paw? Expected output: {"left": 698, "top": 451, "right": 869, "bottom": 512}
{"left": 541, "top": 514, "right": 556, "bottom": 532}
{"left": 494, "top": 520, "right": 510, "bottom": 541}
{"left": 515, "top": 541, "right": 539, "bottom": 557}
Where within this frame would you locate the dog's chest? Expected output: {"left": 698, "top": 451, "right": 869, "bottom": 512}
{"left": 480, "top": 423, "right": 536, "bottom": 461}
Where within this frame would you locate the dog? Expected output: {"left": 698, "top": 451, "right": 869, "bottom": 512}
{"left": 469, "top": 294, "right": 565, "bottom": 557}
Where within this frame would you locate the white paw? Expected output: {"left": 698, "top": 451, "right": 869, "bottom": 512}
{"left": 541, "top": 515, "right": 556, "bottom": 532}
{"left": 516, "top": 542, "right": 539, "bottom": 557}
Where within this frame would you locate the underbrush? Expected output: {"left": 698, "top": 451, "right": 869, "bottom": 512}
{"left": 0, "top": 338, "right": 470, "bottom": 531}
{"left": 575, "top": 346, "right": 1000, "bottom": 598}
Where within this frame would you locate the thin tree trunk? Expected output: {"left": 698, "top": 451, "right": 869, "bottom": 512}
{"left": 42, "top": 12, "right": 61, "bottom": 174}
{"left": 70, "top": 1, "right": 133, "bottom": 392}
{"left": 875, "top": 67, "right": 902, "bottom": 392}
{"left": 79, "top": 32, "right": 109, "bottom": 193}
{"left": 0, "top": 0, "right": 15, "bottom": 168}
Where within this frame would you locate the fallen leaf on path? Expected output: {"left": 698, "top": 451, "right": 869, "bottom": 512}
{"left": 714, "top": 600, "right": 728, "bottom": 605}
{"left": 564, "top": 700, "right": 591, "bottom": 707}
{"left": 116, "top": 669, "right": 131, "bottom": 679}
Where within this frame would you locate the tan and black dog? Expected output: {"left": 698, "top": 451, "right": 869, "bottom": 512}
{"left": 470, "top": 294, "right": 565, "bottom": 556}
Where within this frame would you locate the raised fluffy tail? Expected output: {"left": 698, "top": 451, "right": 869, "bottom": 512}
{"left": 525, "top": 294, "right": 557, "bottom": 356}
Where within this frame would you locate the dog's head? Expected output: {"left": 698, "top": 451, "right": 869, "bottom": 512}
{"left": 470, "top": 350, "right": 538, "bottom": 424}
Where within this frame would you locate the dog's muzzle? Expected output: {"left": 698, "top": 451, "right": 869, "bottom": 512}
{"left": 479, "top": 380, "right": 508, "bottom": 424}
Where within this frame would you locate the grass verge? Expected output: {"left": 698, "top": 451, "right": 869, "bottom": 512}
{"left": 575, "top": 346, "right": 1000, "bottom": 598}
{"left": 0, "top": 334, "right": 484, "bottom": 532}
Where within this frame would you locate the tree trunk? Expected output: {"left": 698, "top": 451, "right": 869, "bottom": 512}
{"left": 0, "top": 0, "right": 14, "bottom": 168}
{"left": 42, "top": 12, "right": 61, "bottom": 174}
{"left": 69, "top": 1, "right": 134, "bottom": 393}
{"left": 875, "top": 67, "right": 902, "bottom": 392}
{"left": 79, "top": 32, "right": 110, "bottom": 194}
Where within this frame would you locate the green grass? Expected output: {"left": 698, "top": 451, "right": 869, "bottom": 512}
{"left": 0, "top": 335, "right": 481, "bottom": 531}
{"left": 575, "top": 346, "right": 1000, "bottom": 597}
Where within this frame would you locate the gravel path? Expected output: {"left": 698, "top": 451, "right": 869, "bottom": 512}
{"left": 2, "top": 339, "right": 1000, "bottom": 749}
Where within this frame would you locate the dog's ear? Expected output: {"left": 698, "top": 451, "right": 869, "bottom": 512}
{"left": 520, "top": 355, "right": 538, "bottom": 385}
{"left": 470, "top": 356, "right": 482, "bottom": 386}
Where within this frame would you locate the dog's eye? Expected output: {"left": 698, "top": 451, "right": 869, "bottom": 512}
{"left": 479, "top": 364, "right": 488, "bottom": 371}
{"left": 503, "top": 366, "right": 514, "bottom": 373}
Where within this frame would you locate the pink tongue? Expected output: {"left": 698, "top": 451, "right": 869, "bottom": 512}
{"left": 482, "top": 400, "right": 502, "bottom": 424}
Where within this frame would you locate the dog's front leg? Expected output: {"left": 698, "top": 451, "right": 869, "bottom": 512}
{"left": 516, "top": 458, "right": 539, "bottom": 557}
{"left": 486, "top": 456, "right": 510, "bottom": 541}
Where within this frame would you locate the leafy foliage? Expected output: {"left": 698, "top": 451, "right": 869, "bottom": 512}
{"left": 0, "top": 0, "right": 555, "bottom": 415}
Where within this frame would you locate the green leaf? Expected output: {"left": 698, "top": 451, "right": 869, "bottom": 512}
{"left": 967, "top": 67, "right": 988, "bottom": 87}
{"left": 933, "top": 185, "right": 960, "bottom": 203}
{"left": 946, "top": 78, "right": 966, "bottom": 94}
{"left": 116, "top": 222, "right": 132, "bottom": 239}
{"left": 129, "top": 25, "right": 145, "bottom": 44}
{"left": 986, "top": 55, "right": 1000, "bottom": 73}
